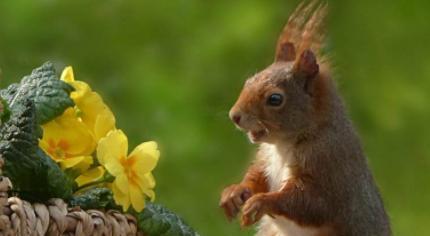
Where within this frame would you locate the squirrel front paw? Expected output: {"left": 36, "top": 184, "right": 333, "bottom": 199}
{"left": 219, "top": 184, "right": 252, "bottom": 221}
{"left": 241, "top": 193, "right": 273, "bottom": 227}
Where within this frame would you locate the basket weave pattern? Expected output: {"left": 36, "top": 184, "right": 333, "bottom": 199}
{"left": 0, "top": 157, "right": 142, "bottom": 236}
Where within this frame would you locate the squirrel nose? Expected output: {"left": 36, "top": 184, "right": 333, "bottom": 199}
{"left": 231, "top": 114, "right": 242, "bottom": 125}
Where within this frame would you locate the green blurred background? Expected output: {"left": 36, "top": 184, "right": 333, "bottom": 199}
{"left": 0, "top": 0, "right": 429, "bottom": 235}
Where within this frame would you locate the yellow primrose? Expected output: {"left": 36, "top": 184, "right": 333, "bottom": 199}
{"left": 60, "top": 66, "right": 91, "bottom": 103}
{"left": 75, "top": 166, "right": 106, "bottom": 187}
{"left": 76, "top": 91, "right": 116, "bottom": 141}
{"left": 40, "top": 109, "right": 95, "bottom": 171}
{"left": 97, "top": 129, "right": 159, "bottom": 212}
{"left": 60, "top": 66, "right": 116, "bottom": 141}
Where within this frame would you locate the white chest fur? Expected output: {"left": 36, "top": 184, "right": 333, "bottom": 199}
{"left": 260, "top": 143, "right": 294, "bottom": 191}
{"left": 258, "top": 143, "right": 320, "bottom": 236}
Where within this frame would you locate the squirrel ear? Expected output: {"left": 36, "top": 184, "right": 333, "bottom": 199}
{"left": 275, "top": 42, "right": 296, "bottom": 62}
{"left": 295, "top": 49, "right": 319, "bottom": 78}
{"left": 295, "top": 50, "right": 319, "bottom": 94}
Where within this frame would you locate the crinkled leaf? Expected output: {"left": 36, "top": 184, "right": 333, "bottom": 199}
{"left": 69, "top": 188, "right": 118, "bottom": 209}
{"left": 137, "top": 202, "right": 199, "bottom": 236}
{"left": 0, "top": 100, "right": 74, "bottom": 201}
{"left": 0, "top": 62, "right": 74, "bottom": 124}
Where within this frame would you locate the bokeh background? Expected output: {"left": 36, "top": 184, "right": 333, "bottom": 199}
{"left": 0, "top": 0, "right": 429, "bottom": 235}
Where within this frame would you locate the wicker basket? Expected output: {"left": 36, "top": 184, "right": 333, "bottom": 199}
{"left": 0, "top": 157, "right": 143, "bottom": 236}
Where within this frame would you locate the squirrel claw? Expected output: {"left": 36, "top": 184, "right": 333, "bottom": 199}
{"left": 241, "top": 193, "right": 270, "bottom": 227}
{"left": 220, "top": 184, "right": 253, "bottom": 221}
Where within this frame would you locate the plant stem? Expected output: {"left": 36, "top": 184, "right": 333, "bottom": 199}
{"left": 75, "top": 172, "right": 115, "bottom": 192}
{"left": 76, "top": 179, "right": 108, "bottom": 192}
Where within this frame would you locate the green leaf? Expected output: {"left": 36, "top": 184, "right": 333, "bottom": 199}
{"left": 137, "top": 202, "right": 199, "bottom": 236}
{"left": 0, "top": 62, "right": 74, "bottom": 124}
{"left": 69, "top": 187, "right": 118, "bottom": 210}
{"left": 0, "top": 100, "right": 74, "bottom": 201}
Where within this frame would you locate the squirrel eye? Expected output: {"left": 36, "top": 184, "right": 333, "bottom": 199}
{"left": 267, "top": 93, "right": 284, "bottom": 106}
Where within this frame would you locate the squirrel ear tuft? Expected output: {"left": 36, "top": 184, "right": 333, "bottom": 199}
{"left": 295, "top": 49, "right": 319, "bottom": 78}
{"left": 295, "top": 49, "right": 320, "bottom": 95}
{"left": 275, "top": 42, "right": 296, "bottom": 62}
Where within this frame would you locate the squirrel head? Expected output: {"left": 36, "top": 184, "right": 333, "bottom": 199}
{"left": 229, "top": 1, "right": 329, "bottom": 144}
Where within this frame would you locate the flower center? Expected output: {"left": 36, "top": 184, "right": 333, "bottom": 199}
{"left": 120, "top": 155, "right": 138, "bottom": 185}
{"left": 47, "top": 139, "right": 70, "bottom": 159}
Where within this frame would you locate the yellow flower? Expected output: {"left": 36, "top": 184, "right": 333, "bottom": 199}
{"left": 60, "top": 66, "right": 91, "bottom": 103}
{"left": 39, "top": 110, "right": 95, "bottom": 170}
{"left": 60, "top": 66, "right": 116, "bottom": 141}
{"left": 75, "top": 166, "right": 106, "bottom": 187}
{"left": 97, "top": 129, "right": 159, "bottom": 212}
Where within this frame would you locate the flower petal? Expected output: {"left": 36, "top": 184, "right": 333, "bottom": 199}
{"left": 97, "top": 129, "right": 127, "bottom": 175}
{"left": 145, "top": 172, "right": 156, "bottom": 188}
{"left": 136, "top": 172, "right": 156, "bottom": 191}
{"left": 112, "top": 180, "right": 130, "bottom": 212}
{"left": 60, "top": 66, "right": 75, "bottom": 83}
{"left": 129, "top": 184, "right": 145, "bottom": 212}
{"left": 143, "top": 189, "right": 155, "bottom": 202}
{"left": 77, "top": 91, "right": 116, "bottom": 138}
{"left": 94, "top": 108, "right": 116, "bottom": 141}
{"left": 114, "top": 173, "right": 129, "bottom": 195}
{"left": 39, "top": 139, "right": 62, "bottom": 162}
{"left": 42, "top": 112, "right": 95, "bottom": 156}
{"left": 135, "top": 172, "right": 156, "bottom": 202}
{"left": 60, "top": 156, "right": 86, "bottom": 169}
{"left": 60, "top": 66, "right": 92, "bottom": 103}
{"left": 70, "top": 81, "right": 91, "bottom": 103}
{"left": 129, "top": 141, "right": 160, "bottom": 173}
{"left": 75, "top": 166, "right": 105, "bottom": 187}
{"left": 73, "top": 155, "right": 94, "bottom": 172}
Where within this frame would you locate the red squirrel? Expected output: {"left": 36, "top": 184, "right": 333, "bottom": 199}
{"left": 219, "top": 1, "right": 391, "bottom": 235}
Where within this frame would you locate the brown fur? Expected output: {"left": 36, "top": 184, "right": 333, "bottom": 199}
{"left": 219, "top": 1, "right": 391, "bottom": 235}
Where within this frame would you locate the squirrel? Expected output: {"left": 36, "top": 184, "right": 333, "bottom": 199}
{"left": 219, "top": 1, "right": 391, "bottom": 236}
